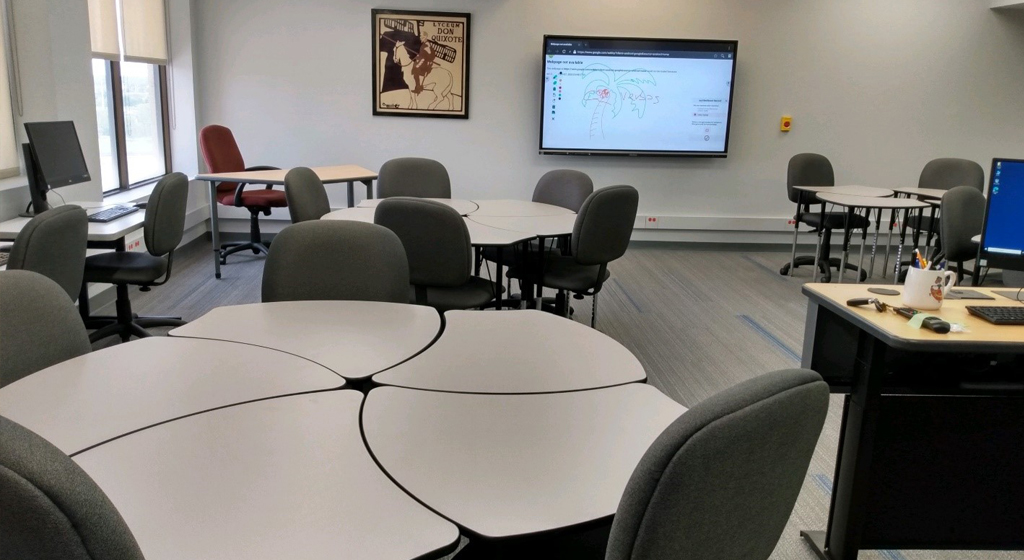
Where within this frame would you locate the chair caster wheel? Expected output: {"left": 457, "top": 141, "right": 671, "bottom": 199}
{"left": 780, "top": 264, "right": 791, "bottom": 275}
{"left": 215, "top": 273, "right": 221, "bottom": 279}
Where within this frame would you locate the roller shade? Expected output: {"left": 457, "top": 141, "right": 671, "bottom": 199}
{"left": 88, "top": 0, "right": 121, "bottom": 61}
{"left": 121, "top": 0, "right": 168, "bottom": 64}
{"left": 0, "top": 21, "right": 17, "bottom": 179}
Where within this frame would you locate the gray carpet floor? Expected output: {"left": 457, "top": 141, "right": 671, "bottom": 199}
{"left": 93, "top": 238, "right": 1024, "bottom": 560}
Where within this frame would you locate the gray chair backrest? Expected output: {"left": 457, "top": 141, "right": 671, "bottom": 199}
{"left": 940, "top": 186, "right": 986, "bottom": 263}
{"left": 787, "top": 153, "right": 834, "bottom": 204}
{"left": 375, "top": 198, "right": 470, "bottom": 287}
{"left": 285, "top": 166, "right": 331, "bottom": 223}
{"left": 919, "top": 158, "right": 985, "bottom": 192}
{"left": 0, "top": 415, "right": 146, "bottom": 560}
{"left": 0, "top": 270, "right": 91, "bottom": 388}
{"left": 571, "top": 185, "right": 639, "bottom": 266}
{"left": 377, "top": 157, "right": 452, "bottom": 199}
{"left": 606, "top": 369, "right": 829, "bottom": 560}
{"left": 7, "top": 205, "right": 88, "bottom": 300}
{"left": 532, "top": 169, "right": 594, "bottom": 212}
{"left": 144, "top": 172, "right": 189, "bottom": 257}
{"left": 262, "top": 220, "right": 410, "bottom": 303}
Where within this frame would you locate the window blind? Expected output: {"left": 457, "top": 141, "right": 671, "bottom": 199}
{"left": 88, "top": 0, "right": 121, "bottom": 61}
{"left": 121, "top": 0, "right": 168, "bottom": 64}
{"left": 0, "top": 16, "right": 18, "bottom": 180}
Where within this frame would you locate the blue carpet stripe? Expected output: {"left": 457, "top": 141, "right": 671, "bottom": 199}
{"left": 809, "top": 474, "right": 909, "bottom": 560}
{"left": 612, "top": 279, "right": 643, "bottom": 313}
{"left": 737, "top": 315, "right": 801, "bottom": 362}
{"left": 743, "top": 255, "right": 788, "bottom": 280}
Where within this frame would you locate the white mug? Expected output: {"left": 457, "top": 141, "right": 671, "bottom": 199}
{"left": 902, "top": 267, "right": 957, "bottom": 310}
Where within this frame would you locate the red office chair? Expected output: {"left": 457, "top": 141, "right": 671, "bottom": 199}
{"left": 199, "top": 124, "right": 287, "bottom": 264}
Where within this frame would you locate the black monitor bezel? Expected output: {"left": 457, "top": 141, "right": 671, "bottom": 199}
{"left": 978, "top": 158, "right": 1024, "bottom": 273}
{"left": 23, "top": 121, "right": 91, "bottom": 190}
{"left": 538, "top": 34, "right": 739, "bottom": 158}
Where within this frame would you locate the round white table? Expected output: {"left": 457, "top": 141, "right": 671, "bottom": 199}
{"left": 363, "top": 384, "right": 684, "bottom": 539}
{"left": 169, "top": 301, "right": 441, "bottom": 381}
{"left": 374, "top": 310, "right": 646, "bottom": 393}
{"left": 468, "top": 214, "right": 576, "bottom": 238}
{"left": 358, "top": 197, "right": 479, "bottom": 215}
{"left": 321, "top": 206, "right": 376, "bottom": 223}
{"left": 469, "top": 199, "right": 575, "bottom": 217}
{"left": 892, "top": 186, "right": 949, "bottom": 200}
{"left": 74, "top": 391, "right": 460, "bottom": 560}
{"left": 0, "top": 337, "right": 343, "bottom": 455}
{"left": 793, "top": 185, "right": 895, "bottom": 198}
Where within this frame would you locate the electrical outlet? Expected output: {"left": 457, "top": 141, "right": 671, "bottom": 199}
{"left": 787, "top": 219, "right": 796, "bottom": 225}
{"left": 646, "top": 216, "right": 660, "bottom": 229}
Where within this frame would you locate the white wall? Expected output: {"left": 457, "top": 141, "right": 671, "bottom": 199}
{"left": 192, "top": 0, "right": 1024, "bottom": 238}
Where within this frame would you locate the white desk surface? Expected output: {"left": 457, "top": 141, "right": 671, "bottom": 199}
{"left": 462, "top": 217, "right": 535, "bottom": 246}
{"left": 816, "top": 192, "right": 930, "bottom": 209}
{"left": 363, "top": 384, "right": 685, "bottom": 538}
{"left": 468, "top": 214, "right": 576, "bottom": 237}
{"left": 374, "top": 310, "right": 645, "bottom": 393}
{"left": 792, "top": 185, "right": 894, "bottom": 198}
{"left": 320, "top": 206, "right": 376, "bottom": 223}
{"left": 195, "top": 165, "right": 378, "bottom": 185}
{"left": 0, "top": 337, "right": 343, "bottom": 455}
{"left": 0, "top": 202, "right": 145, "bottom": 242}
{"left": 470, "top": 199, "right": 576, "bottom": 217}
{"left": 891, "top": 186, "right": 949, "bottom": 199}
{"left": 358, "top": 197, "right": 479, "bottom": 215}
{"left": 75, "top": 391, "right": 459, "bottom": 560}
{"left": 972, "top": 234, "right": 981, "bottom": 244}
{"left": 170, "top": 301, "right": 441, "bottom": 381}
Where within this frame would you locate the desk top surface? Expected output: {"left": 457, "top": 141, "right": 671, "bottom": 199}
{"left": 0, "top": 337, "right": 343, "bottom": 454}
{"left": 793, "top": 185, "right": 894, "bottom": 198}
{"left": 374, "top": 310, "right": 646, "bottom": 393}
{"left": 363, "top": 384, "right": 684, "bottom": 538}
{"left": 468, "top": 214, "right": 576, "bottom": 237}
{"left": 169, "top": 301, "right": 441, "bottom": 380}
{"left": 320, "top": 208, "right": 536, "bottom": 246}
{"left": 0, "top": 203, "right": 145, "bottom": 242}
{"left": 74, "top": 391, "right": 459, "bottom": 560}
{"left": 320, "top": 206, "right": 375, "bottom": 223}
{"left": 357, "top": 197, "right": 479, "bottom": 215}
{"left": 815, "top": 192, "right": 931, "bottom": 209}
{"left": 804, "top": 283, "right": 1024, "bottom": 351}
{"left": 891, "top": 186, "right": 950, "bottom": 199}
{"left": 195, "top": 165, "right": 377, "bottom": 185}
{"left": 470, "top": 199, "right": 576, "bottom": 217}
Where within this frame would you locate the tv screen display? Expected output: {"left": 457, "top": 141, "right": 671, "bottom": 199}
{"left": 539, "top": 35, "right": 738, "bottom": 157}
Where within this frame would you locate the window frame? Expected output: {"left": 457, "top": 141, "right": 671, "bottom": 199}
{"left": 99, "top": 58, "right": 171, "bottom": 193}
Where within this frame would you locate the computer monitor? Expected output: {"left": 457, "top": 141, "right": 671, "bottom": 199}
{"left": 978, "top": 158, "right": 1024, "bottom": 273}
{"left": 20, "top": 121, "right": 91, "bottom": 216}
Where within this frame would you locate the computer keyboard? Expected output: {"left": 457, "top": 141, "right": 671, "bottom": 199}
{"left": 966, "top": 306, "right": 1024, "bottom": 325}
{"left": 88, "top": 205, "right": 139, "bottom": 223}
{"left": 0, "top": 251, "right": 8, "bottom": 268}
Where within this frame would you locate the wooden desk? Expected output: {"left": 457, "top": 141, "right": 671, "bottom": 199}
{"left": 469, "top": 199, "right": 575, "bottom": 217}
{"left": 374, "top": 310, "right": 646, "bottom": 393}
{"left": 74, "top": 391, "right": 460, "bottom": 560}
{"left": 169, "top": 301, "right": 441, "bottom": 382}
{"left": 363, "top": 384, "right": 684, "bottom": 540}
{"left": 195, "top": 165, "right": 377, "bottom": 278}
{"left": 0, "top": 337, "right": 343, "bottom": 455}
{"left": 800, "top": 283, "right": 1024, "bottom": 560}
{"left": 358, "top": 197, "right": 479, "bottom": 215}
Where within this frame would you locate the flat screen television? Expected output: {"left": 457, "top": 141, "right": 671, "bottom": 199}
{"left": 539, "top": 35, "right": 738, "bottom": 157}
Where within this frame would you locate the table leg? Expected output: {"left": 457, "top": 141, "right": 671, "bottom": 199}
{"left": 209, "top": 181, "right": 222, "bottom": 279}
{"left": 838, "top": 208, "right": 854, "bottom": 284}
{"left": 347, "top": 181, "right": 355, "bottom": 208}
{"left": 893, "top": 208, "right": 911, "bottom": 285}
{"left": 882, "top": 206, "right": 897, "bottom": 278}
{"left": 856, "top": 218, "right": 868, "bottom": 283}
{"left": 924, "top": 204, "right": 938, "bottom": 260}
{"left": 867, "top": 209, "right": 881, "bottom": 279}
{"left": 494, "top": 246, "right": 504, "bottom": 310}
{"left": 813, "top": 204, "right": 827, "bottom": 283}
{"left": 362, "top": 179, "right": 374, "bottom": 201}
{"left": 474, "top": 246, "right": 481, "bottom": 276}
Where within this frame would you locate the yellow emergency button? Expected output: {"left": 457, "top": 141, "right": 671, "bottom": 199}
{"left": 780, "top": 115, "right": 793, "bottom": 132}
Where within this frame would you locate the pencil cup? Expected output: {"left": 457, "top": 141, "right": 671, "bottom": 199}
{"left": 902, "top": 267, "right": 956, "bottom": 310}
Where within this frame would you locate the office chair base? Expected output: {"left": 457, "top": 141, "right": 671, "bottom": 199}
{"left": 782, "top": 256, "right": 867, "bottom": 283}
{"left": 219, "top": 241, "right": 270, "bottom": 264}
{"left": 86, "top": 284, "right": 188, "bottom": 343}
{"left": 799, "top": 530, "right": 829, "bottom": 560}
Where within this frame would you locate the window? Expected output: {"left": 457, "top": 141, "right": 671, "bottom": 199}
{"left": 0, "top": 3, "right": 18, "bottom": 180}
{"left": 88, "top": 0, "right": 170, "bottom": 193}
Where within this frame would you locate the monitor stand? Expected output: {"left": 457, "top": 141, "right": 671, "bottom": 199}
{"left": 18, "top": 143, "right": 50, "bottom": 218}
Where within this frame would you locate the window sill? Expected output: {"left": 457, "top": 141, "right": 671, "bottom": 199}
{"left": 103, "top": 183, "right": 156, "bottom": 205}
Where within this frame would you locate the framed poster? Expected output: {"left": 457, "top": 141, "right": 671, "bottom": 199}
{"left": 372, "top": 9, "right": 470, "bottom": 118}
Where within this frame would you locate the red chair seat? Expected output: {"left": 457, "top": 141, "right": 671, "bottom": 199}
{"left": 217, "top": 189, "right": 288, "bottom": 208}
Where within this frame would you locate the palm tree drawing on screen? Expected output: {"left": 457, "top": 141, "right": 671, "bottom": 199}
{"left": 581, "top": 65, "right": 657, "bottom": 140}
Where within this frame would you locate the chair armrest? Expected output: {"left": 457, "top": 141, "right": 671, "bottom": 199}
{"left": 233, "top": 165, "right": 282, "bottom": 206}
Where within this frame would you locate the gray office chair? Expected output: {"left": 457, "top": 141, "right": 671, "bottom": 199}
{"left": 377, "top": 157, "right": 452, "bottom": 199}
{"left": 938, "top": 186, "right": 986, "bottom": 284}
{"left": 606, "top": 369, "right": 829, "bottom": 560}
{"left": 0, "top": 415, "right": 146, "bottom": 560}
{"left": 375, "top": 198, "right": 499, "bottom": 311}
{"left": 262, "top": 220, "right": 410, "bottom": 303}
{"left": 84, "top": 173, "right": 189, "bottom": 343}
{"left": 908, "top": 158, "right": 985, "bottom": 239}
{"left": 780, "top": 153, "right": 869, "bottom": 281}
{"left": 0, "top": 270, "right": 91, "bottom": 388}
{"left": 284, "top": 166, "right": 331, "bottom": 223}
{"left": 509, "top": 186, "right": 638, "bottom": 328}
{"left": 6, "top": 205, "right": 88, "bottom": 300}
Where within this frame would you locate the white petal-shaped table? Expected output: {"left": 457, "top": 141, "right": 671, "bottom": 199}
{"left": 374, "top": 310, "right": 645, "bottom": 393}
{"left": 358, "top": 197, "right": 479, "bottom": 215}
{"left": 468, "top": 214, "right": 576, "bottom": 237}
{"left": 469, "top": 199, "right": 575, "bottom": 217}
{"left": 321, "top": 206, "right": 376, "bottom": 223}
{"left": 169, "top": 301, "right": 441, "bottom": 381}
{"left": 363, "top": 385, "right": 685, "bottom": 538}
{"left": 0, "top": 337, "right": 343, "bottom": 454}
{"left": 74, "top": 391, "right": 460, "bottom": 560}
